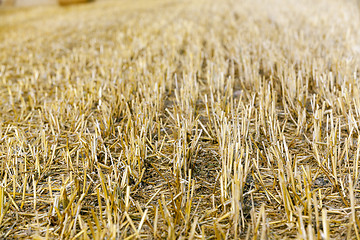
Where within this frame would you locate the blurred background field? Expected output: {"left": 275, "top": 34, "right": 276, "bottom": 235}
{"left": 1, "top": 0, "right": 360, "bottom": 239}
{"left": 0, "top": 0, "right": 101, "bottom": 7}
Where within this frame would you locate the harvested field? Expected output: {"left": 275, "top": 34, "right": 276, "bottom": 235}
{"left": 1, "top": 0, "right": 360, "bottom": 239}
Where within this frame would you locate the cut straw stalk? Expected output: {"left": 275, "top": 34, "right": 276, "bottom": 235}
{"left": 1, "top": 0, "right": 360, "bottom": 238}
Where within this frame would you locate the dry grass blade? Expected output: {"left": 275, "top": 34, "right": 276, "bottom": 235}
{"left": 1, "top": 0, "right": 360, "bottom": 238}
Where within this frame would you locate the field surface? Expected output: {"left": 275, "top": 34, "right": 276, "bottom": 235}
{"left": 1, "top": 0, "right": 360, "bottom": 239}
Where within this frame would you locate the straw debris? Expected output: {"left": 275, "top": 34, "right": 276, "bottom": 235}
{"left": 1, "top": 0, "right": 360, "bottom": 238}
